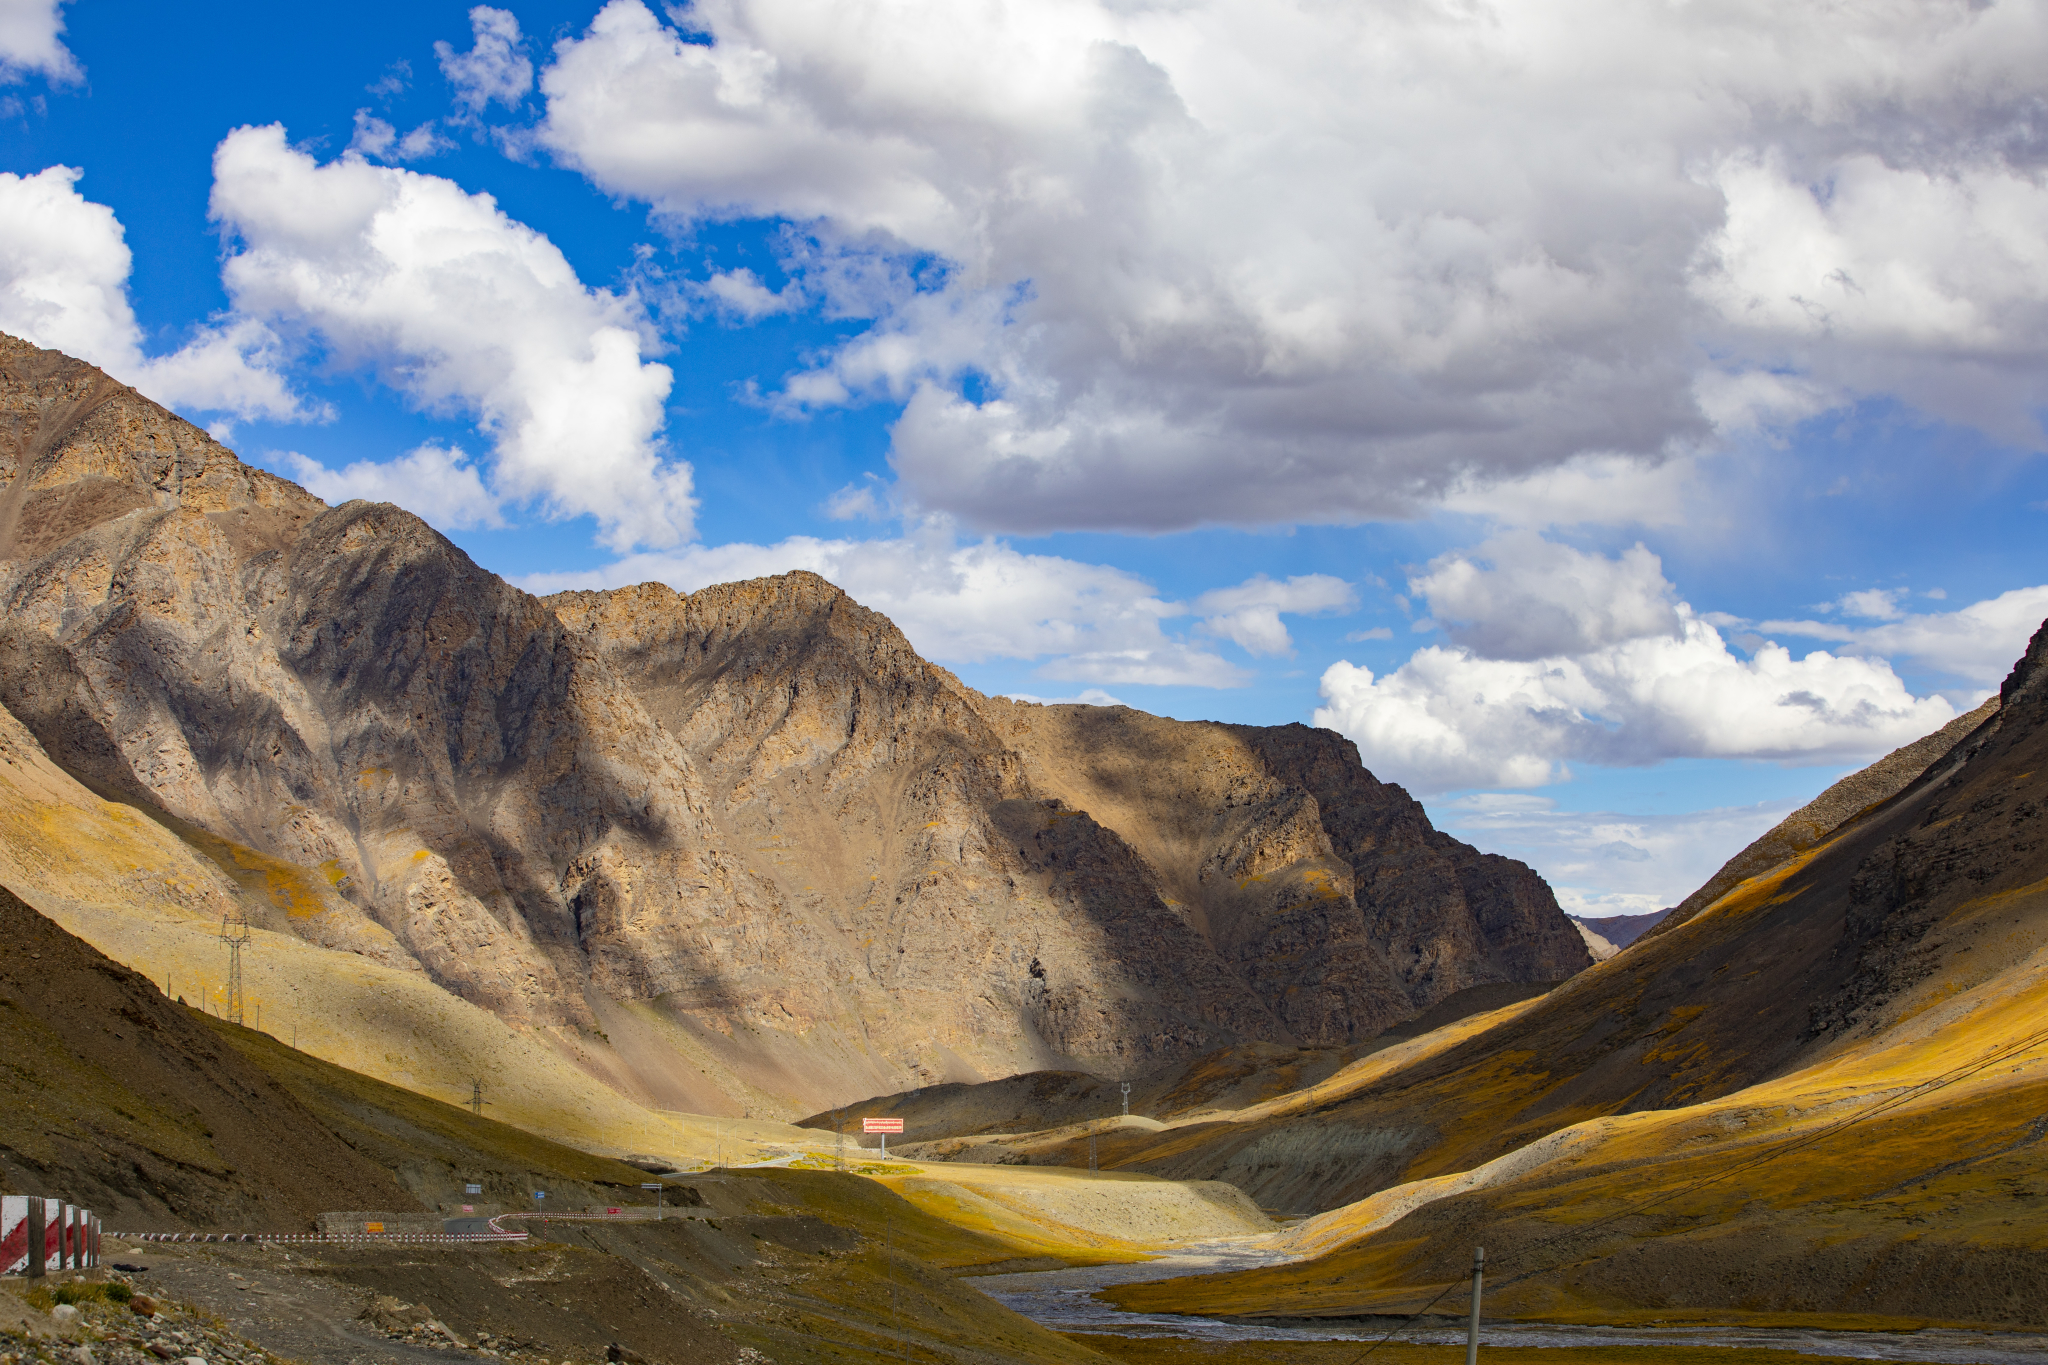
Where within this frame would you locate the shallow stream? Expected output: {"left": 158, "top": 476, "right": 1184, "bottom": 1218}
{"left": 973, "top": 1238, "right": 2048, "bottom": 1363}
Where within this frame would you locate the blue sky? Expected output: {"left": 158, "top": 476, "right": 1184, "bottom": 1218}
{"left": 3, "top": 0, "right": 2046, "bottom": 918}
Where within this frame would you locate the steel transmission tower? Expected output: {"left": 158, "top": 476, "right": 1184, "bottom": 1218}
{"left": 217, "top": 913, "right": 253, "bottom": 1025}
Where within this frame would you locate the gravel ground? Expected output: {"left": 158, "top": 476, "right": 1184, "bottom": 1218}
{"left": 0, "top": 1237, "right": 737, "bottom": 1365}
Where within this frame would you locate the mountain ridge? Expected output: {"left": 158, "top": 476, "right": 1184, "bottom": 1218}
{"left": 0, "top": 330, "right": 1587, "bottom": 1120}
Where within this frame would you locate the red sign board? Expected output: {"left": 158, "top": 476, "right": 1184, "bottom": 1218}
{"left": 607, "top": 1207, "right": 622, "bottom": 1215}
{"left": 862, "top": 1117, "right": 904, "bottom": 1134}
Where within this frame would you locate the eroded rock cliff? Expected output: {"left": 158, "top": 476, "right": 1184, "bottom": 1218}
{"left": 0, "top": 332, "right": 1587, "bottom": 1115}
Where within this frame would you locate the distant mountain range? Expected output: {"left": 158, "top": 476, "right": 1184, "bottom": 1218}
{"left": 0, "top": 330, "right": 1584, "bottom": 1123}
{"left": 1566, "top": 909, "right": 1667, "bottom": 958}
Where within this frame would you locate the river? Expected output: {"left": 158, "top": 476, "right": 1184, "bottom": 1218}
{"left": 972, "top": 1238, "right": 2048, "bottom": 1363}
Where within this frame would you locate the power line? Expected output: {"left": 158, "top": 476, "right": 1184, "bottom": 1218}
{"left": 1343, "top": 1019, "right": 2048, "bottom": 1359}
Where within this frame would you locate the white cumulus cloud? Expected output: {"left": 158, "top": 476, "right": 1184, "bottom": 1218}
{"left": 1194, "top": 573, "right": 1356, "bottom": 657}
{"left": 208, "top": 124, "right": 693, "bottom": 552}
{"left": 0, "top": 0, "right": 78, "bottom": 83}
{"left": 1837, "top": 589, "right": 1907, "bottom": 621}
{"left": 437, "top": 6, "right": 534, "bottom": 114}
{"left": 1695, "top": 150, "right": 2048, "bottom": 448}
{"left": 274, "top": 444, "right": 505, "bottom": 532}
{"left": 698, "top": 266, "right": 802, "bottom": 320}
{"left": 532, "top": 0, "right": 2048, "bottom": 534}
{"left": 1314, "top": 538, "right": 1960, "bottom": 792}
{"left": 349, "top": 111, "right": 453, "bottom": 162}
{"left": 1412, "top": 533, "right": 1682, "bottom": 662}
{"left": 1759, "top": 584, "right": 2048, "bottom": 688}
{"left": 0, "top": 165, "right": 314, "bottom": 424}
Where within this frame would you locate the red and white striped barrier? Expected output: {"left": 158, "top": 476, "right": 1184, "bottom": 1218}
{"left": 2, "top": 1196, "right": 100, "bottom": 1276}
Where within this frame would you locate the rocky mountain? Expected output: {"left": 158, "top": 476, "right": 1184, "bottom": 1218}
{"left": 0, "top": 331, "right": 1586, "bottom": 1118}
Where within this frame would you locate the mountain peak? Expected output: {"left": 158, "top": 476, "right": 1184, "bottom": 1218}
{"left": 0, "top": 334, "right": 1588, "bottom": 1116}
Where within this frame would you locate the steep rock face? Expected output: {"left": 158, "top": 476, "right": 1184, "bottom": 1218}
{"left": 0, "top": 332, "right": 1586, "bottom": 1114}
{"left": 978, "top": 703, "right": 1588, "bottom": 1043}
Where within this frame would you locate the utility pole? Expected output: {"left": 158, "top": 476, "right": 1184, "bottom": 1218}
{"left": 469, "top": 1077, "right": 487, "bottom": 1116}
{"left": 217, "top": 914, "right": 252, "bottom": 1025}
{"left": 1120, "top": 1081, "right": 1131, "bottom": 1116}
{"left": 1467, "top": 1246, "right": 1484, "bottom": 1365}
{"left": 1088, "top": 1134, "right": 1097, "bottom": 1172}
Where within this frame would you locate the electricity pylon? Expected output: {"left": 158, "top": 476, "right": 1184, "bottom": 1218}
{"left": 217, "top": 913, "right": 252, "bottom": 1026}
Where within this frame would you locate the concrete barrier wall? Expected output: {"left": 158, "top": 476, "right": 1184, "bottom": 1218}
{"left": 1, "top": 1195, "right": 99, "bottom": 1276}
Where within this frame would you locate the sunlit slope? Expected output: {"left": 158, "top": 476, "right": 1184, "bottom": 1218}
{"left": 1094, "top": 632, "right": 2040, "bottom": 1216}
{"left": 1110, "top": 623, "right": 2048, "bottom": 1324}
{"left": 0, "top": 902, "right": 1123, "bottom": 1364}
{"left": 0, "top": 694, "right": 825, "bottom": 1169}
{"left": 852, "top": 992, "right": 1552, "bottom": 1201}
{"left": 1112, "top": 958, "right": 2048, "bottom": 1325}
{"left": 1, "top": 687, "right": 1292, "bottom": 1276}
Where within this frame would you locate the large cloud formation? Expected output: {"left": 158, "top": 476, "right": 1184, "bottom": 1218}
{"left": 209, "top": 125, "right": 694, "bottom": 552}
{"left": 532, "top": 0, "right": 2048, "bottom": 533}
{"left": 0, "top": 165, "right": 313, "bottom": 423}
{"left": 1311, "top": 537, "right": 2010, "bottom": 792}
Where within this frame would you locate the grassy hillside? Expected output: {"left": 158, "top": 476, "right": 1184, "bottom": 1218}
{"left": 1101, "top": 621, "right": 2048, "bottom": 1326}
{"left": 0, "top": 691, "right": 832, "bottom": 1169}
{"left": 0, "top": 881, "right": 414, "bottom": 1227}
{"left": 0, "top": 878, "right": 1144, "bottom": 1363}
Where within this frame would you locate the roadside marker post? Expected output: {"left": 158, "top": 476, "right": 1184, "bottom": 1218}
{"left": 863, "top": 1116, "right": 903, "bottom": 1157}
{"left": 1467, "top": 1246, "right": 1484, "bottom": 1365}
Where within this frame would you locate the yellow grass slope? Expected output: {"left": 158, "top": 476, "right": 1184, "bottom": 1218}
{"left": 1, "top": 691, "right": 1285, "bottom": 1267}
{"left": 1117, "top": 935, "right": 2048, "bottom": 1326}
{"left": 0, "top": 692, "right": 823, "bottom": 1169}
{"left": 1110, "top": 622, "right": 2048, "bottom": 1327}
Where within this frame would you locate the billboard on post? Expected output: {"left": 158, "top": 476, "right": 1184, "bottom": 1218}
{"left": 862, "top": 1117, "right": 904, "bottom": 1134}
